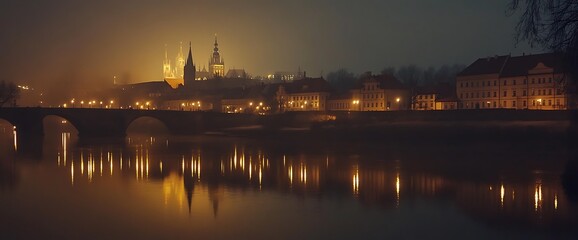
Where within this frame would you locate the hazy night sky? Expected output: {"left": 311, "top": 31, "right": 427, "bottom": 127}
{"left": 1, "top": 0, "right": 537, "bottom": 89}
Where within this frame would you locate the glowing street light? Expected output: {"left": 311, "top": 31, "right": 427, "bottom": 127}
{"left": 396, "top": 97, "right": 401, "bottom": 103}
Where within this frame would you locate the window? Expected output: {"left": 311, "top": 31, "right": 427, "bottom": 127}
{"left": 523, "top": 79, "right": 527, "bottom": 84}
{"left": 548, "top": 89, "right": 552, "bottom": 95}
{"left": 503, "top": 91, "right": 507, "bottom": 97}
{"left": 548, "top": 99, "right": 552, "bottom": 106}
{"left": 512, "top": 101, "right": 516, "bottom": 107}
{"left": 482, "top": 81, "right": 485, "bottom": 87}
{"left": 494, "top": 80, "right": 497, "bottom": 86}
{"left": 523, "top": 90, "right": 527, "bottom": 96}
{"left": 532, "top": 78, "right": 535, "bottom": 84}
{"left": 460, "top": 93, "right": 463, "bottom": 98}
{"left": 466, "top": 82, "right": 469, "bottom": 87}
{"left": 523, "top": 100, "right": 526, "bottom": 107}
{"left": 549, "top": 77, "right": 552, "bottom": 83}
{"left": 503, "top": 80, "right": 507, "bottom": 86}
{"left": 488, "top": 81, "right": 491, "bottom": 86}
{"left": 460, "top": 82, "right": 463, "bottom": 87}
{"left": 493, "top": 101, "right": 497, "bottom": 108}
{"left": 513, "top": 80, "right": 517, "bottom": 85}
{"left": 476, "top": 92, "right": 479, "bottom": 98}
{"left": 482, "top": 92, "right": 485, "bottom": 98}
{"left": 493, "top": 92, "right": 497, "bottom": 97}
{"left": 487, "top": 92, "right": 490, "bottom": 98}
{"left": 513, "top": 90, "right": 516, "bottom": 97}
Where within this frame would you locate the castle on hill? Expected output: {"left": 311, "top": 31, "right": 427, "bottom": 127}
{"left": 162, "top": 36, "right": 247, "bottom": 89}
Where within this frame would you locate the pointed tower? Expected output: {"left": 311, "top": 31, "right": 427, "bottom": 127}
{"left": 209, "top": 34, "right": 225, "bottom": 78}
{"left": 183, "top": 42, "right": 196, "bottom": 86}
{"left": 163, "top": 44, "right": 174, "bottom": 79}
{"left": 175, "top": 42, "right": 185, "bottom": 79}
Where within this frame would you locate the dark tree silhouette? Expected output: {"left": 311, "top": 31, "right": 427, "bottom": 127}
{"left": 508, "top": 0, "right": 578, "bottom": 75}
{"left": 0, "top": 80, "right": 20, "bottom": 107}
{"left": 326, "top": 68, "right": 356, "bottom": 93}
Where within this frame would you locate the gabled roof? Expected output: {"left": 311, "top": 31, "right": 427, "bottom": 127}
{"left": 500, "top": 52, "right": 563, "bottom": 77}
{"left": 284, "top": 77, "right": 332, "bottom": 94}
{"left": 458, "top": 52, "right": 565, "bottom": 78}
{"left": 357, "top": 74, "right": 407, "bottom": 89}
{"left": 225, "top": 69, "right": 247, "bottom": 78}
{"left": 457, "top": 55, "right": 509, "bottom": 77}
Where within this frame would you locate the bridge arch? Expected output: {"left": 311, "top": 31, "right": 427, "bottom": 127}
{"left": 126, "top": 116, "right": 170, "bottom": 135}
{"left": 42, "top": 115, "right": 79, "bottom": 135}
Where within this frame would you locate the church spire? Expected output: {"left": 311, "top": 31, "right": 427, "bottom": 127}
{"left": 183, "top": 41, "right": 196, "bottom": 86}
{"left": 186, "top": 41, "right": 193, "bottom": 66}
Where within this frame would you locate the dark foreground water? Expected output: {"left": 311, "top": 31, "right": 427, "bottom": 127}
{"left": 1, "top": 125, "right": 578, "bottom": 239}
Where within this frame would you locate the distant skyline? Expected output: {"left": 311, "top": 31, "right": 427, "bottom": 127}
{"left": 1, "top": 0, "right": 538, "bottom": 89}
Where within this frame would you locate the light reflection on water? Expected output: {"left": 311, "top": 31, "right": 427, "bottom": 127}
{"left": 1, "top": 128, "right": 578, "bottom": 239}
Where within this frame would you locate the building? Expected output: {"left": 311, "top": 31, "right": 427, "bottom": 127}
{"left": 457, "top": 53, "right": 571, "bottom": 110}
{"left": 353, "top": 73, "right": 410, "bottom": 111}
{"left": 225, "top": 69, "right": 248, "bottom": 79}
{"left": 162, "top": 36, "right": 234, "bottom": 86}
{"left": 277, "top": 77, "right": 332, "bottom": 111}
{"left": 413, "top": 83, "right": 457, "bottom": 110}
{"left": 327, "top": 93, "right": 355, "bottom": 111}
{"left": 209, "top": 36, "right": 225, "bottom": 78}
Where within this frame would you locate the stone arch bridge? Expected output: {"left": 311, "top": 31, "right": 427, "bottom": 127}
{"left": 0, "top": 107, "right": 259, "bottom": 138}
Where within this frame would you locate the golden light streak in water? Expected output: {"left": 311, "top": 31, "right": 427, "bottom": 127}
{"left": 555, "top": 194, "right": 558, "bottom": 210}
{"left": 534, "top": 182, "right": 543, "bottom": 212}
{"left": 259, "top": 167, "right": 262, "bottom": 187}
{"left": 120, "top": 152, "right": 123, "bottom": 170}
{"left": 70, "top": 161, "right": 74, "bottom": 186}
{"left": 352, "top": 169, "right": 359, "bottom": 195}
{"left": 396, "top": 174, "right": 400, "bottom": 206}
{"left": 100, "top": 158, "right": 103, "bottom": 177}
{"left": 146, "top": 150, "right": 149, "bottom": 178}
{"left": 249, "top": 161, "right": 252, "bottom": 180}
{"left": 512, "top": 190, "right": 515, "bottom": 201}
{"left": 13, "top": 127, "right": 17, "bottom": 151}
{"left": 220, "top": 160, "right": 224, "bottom": 175}
{"left": 88, "top": 158, "right": 93, "bottom": 182}
{"left": 80, "top": 152, "right": 84, "bottom": 175}
{"left": 109, "top": 152, "right": 113, "bottom": 176}
{"left": 288, "top": 165, "right": 293, "bottom": 186}
{"left": 197, "top": 155, "right": 201, "bottom": 180}
{"left": 181, "top": 157, "right": 185, "bottom": 174}
{"left": 160, "top": 161, "right": 163, "bottom": 173}
{"left": 136, "top": 155, "right": 140, "bottom": 180}
{"left": 500, "top": 184, "right": 505, "bottom": 208}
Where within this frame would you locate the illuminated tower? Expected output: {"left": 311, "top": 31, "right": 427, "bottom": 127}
{"left": 209, "top": 35, "right": 225, "bottom": 78}
{"left": 175, "top": 42, "right": 185, "bottom": 79}
{"left": 162, "top": 45, "right": 174, "bottom": 79}
{"left": 183, "top": 42, "right": 196, "bottom": 86}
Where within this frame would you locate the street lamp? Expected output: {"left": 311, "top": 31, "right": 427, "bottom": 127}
{"left": 71, "top": 99, "right": 75, "bottom": 108}
{"left": 80, "top": 101, "right": 84, "bottom": 108}
{"left": 146, "top": 101, "right": 150, "bottom": 110}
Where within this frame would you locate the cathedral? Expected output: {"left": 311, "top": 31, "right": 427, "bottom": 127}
{"left": 162, "top": 36, "right": 227, "bottom": 88}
